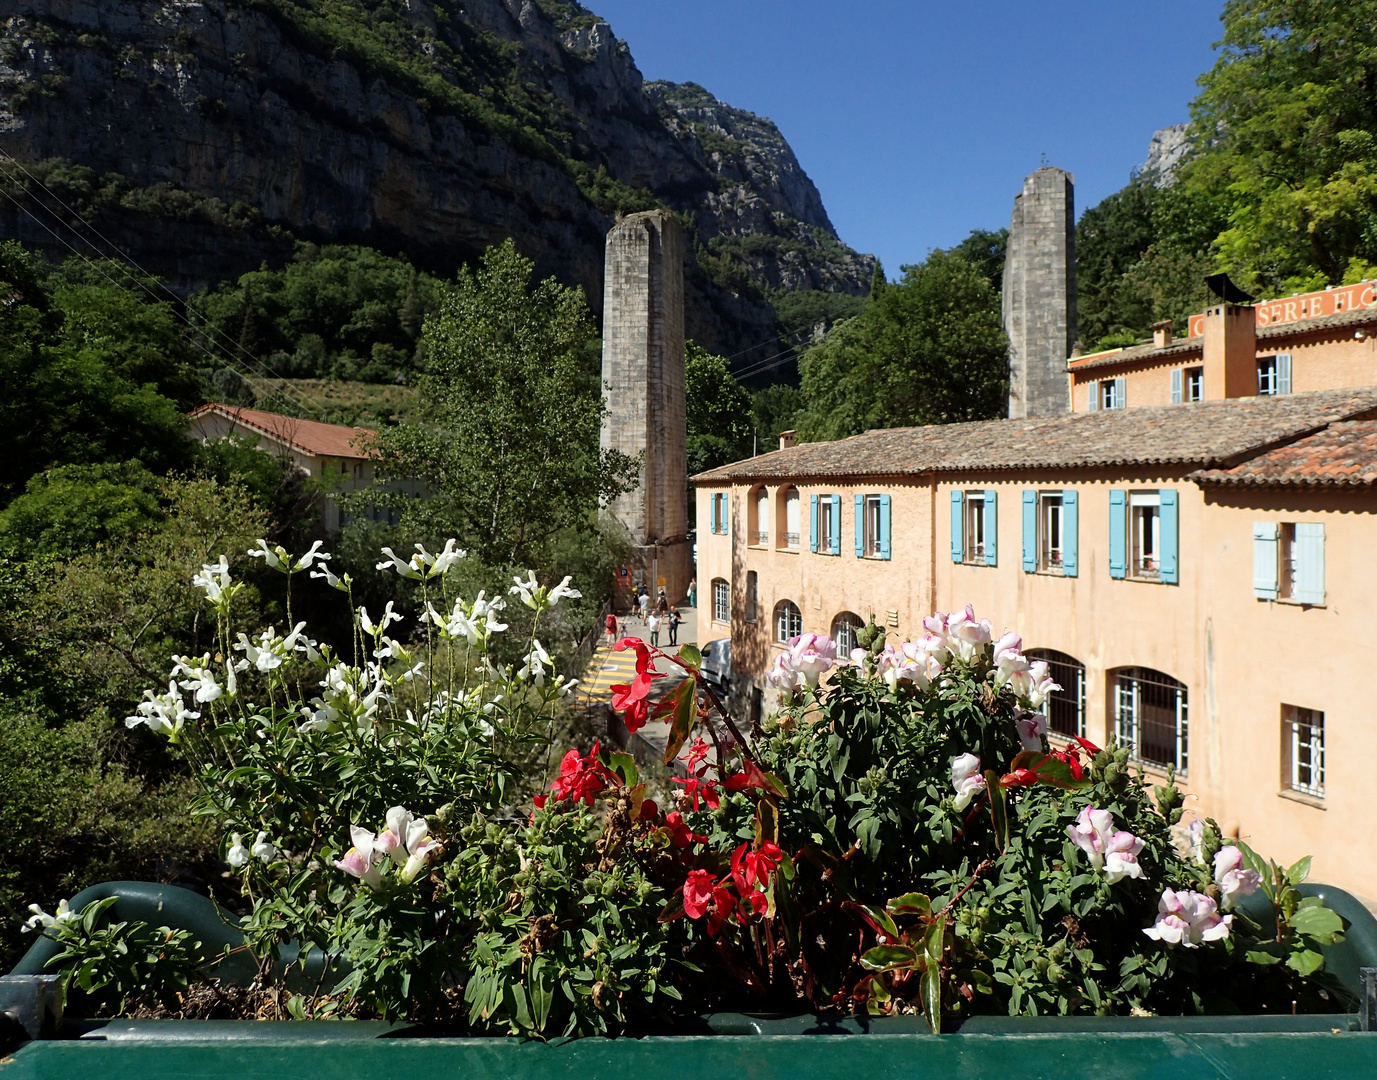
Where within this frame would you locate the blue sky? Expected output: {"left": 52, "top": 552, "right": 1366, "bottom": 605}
{"left": 591, "top": 0, "right": 1225, "bottom": 278}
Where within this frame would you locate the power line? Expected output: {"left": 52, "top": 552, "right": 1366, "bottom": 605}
{"left": 0, "top": 153, "right": 322, "bottom": 418}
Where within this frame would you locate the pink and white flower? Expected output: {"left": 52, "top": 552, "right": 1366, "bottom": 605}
{"left": 334, "top": 824, "right": 385, "bottom": 890}
{"left": 1067, "top": 804, "right": 1144, "bottom": 883}
{"left": 1014, "top": 709, "right": 1048, "bottom": 752}
{"left": 786, "top": 633, "right": 837, "bottom": 687}
{"left": 951, "top": 753, "right": 987, "bottom": 811}
{"left": 766, "top": 651, "right": 806, "bottom": 702}
{"left": 1213, "top": 846, "right": 1262, "bottom": 910}
{"left": 945, "top": 605, "right": 993, "bottom": 662}
{"left": 1142, "top": 888, "right": 1232, "bottom": 947}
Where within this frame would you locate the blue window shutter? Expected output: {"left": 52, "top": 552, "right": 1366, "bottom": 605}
{"left": 1159, "top": 488, "right": 1179, "bottom": 584}
{"left": 1062, "top": 489, "right": 1079, "bottom": 577}
{"left": 1252, "top": 522, "right": 1279, "bottom": 600}
{"left": 950, "top": 490, "right": 964, "bottom": 563}
{"left": 1171, "top": 369, "right": 1182, "bottom": 404}
{"left": 1295, "top": 522, "right": 1325, "bottom": 604}
{"left": 879, "top": 494, "right": 891, "bottom": 560}
{"left": 1278, "top": 353, "right": 1292, "bottom": 394}
{"left": 809, "top": 494, "right": 819, "bottom": 552}
{"left": 1114, "top": 377, "right": 1126, "bottom": 409}
{"left": 983, "top": 490, "right": 998, "bottom": 566}
{"left": 1088, "top": 380, "right": 1099, "bottom": 411}
{"left": 1109, "top": 489, "right": 1127, "bottom": 579}
{"left": 709, "top": 493, "right": 718, "bottom": 534}
{"left": 1022, "top": 490, "right": 1037, "bottom": 573}
{"left": 830, "top": 494, "right": 841, "bottom": 554}
{"left": 854, "top": 494, "right": 864, "bottom": 556}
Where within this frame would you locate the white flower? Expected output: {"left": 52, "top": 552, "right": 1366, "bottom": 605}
{"left": 226, "top": 832, "right": 251, "bottom": 868}
{"left": 428, "top": 539, "right": 467, "bottom": 578}
{"left": 251, "top": 831, "right": 277, "bottom": 863}
{"left": 334, "top": 825, "right": 384, "bottom": 889}
{"left": 547, "top": 575, "right": 581, "bottom": 606}
{"left": 1142, "top": 889, "right": 1232, "bottom": 948}
{"left": 510, "top": 571, "right": 541, "bottom": 608}
{"left": 1213, "top": 846, "right": 1262, "bottom": 910}
{"left": 292, "top": 540, "right": 330, "bottom": 572}
{"left": 247, "top": 539, "right": 291, "bottom": 573}
{"left": 125, "top": 680, "right": 198, "bottom": 741}
{"left": 171, "top": 654, "right": 224, "bottom": 704}
{"left": 310, "top": 564, "right": 350, "bottom": 591}
{"left": 359, "top": 602, "right": 403, "bottom": 638}
{"left": 991, "top": 631, "right": 1028, "bottom": 688}
{"left": 1102, "top": 830, "right": 1145, "bottom": 884}
{"left": 766, "top": 651, "right": 805, "bottom": 703}
{"left": 192, "top": 555, "right": 239, "bottom": 613}
{"left": 945, "top": 605, "right": 993, "bottom": 662}
{"left": 951, "top": 753, "right": 987, "bottom": 811}
{"left": 517, "top": 640, "right": 552, "bottom": 687}
{"left": 376, "top": 546, "right": 422, "bottom": 580}
{"left": 1011, "top": 660, "right": 1060, "bottom": 710}
{"left": 301, "top": 662, "right": 390, "bottom": 735}
{"left": 23, "top": 899, "right": 75, "bottom": 932}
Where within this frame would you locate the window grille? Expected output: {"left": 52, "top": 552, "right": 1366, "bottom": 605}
{"left": 774, "top": 600, "right": 803, "bottom": 643}
{"left": 1286, "top": 706, "right": 1324, "bottom": 798}
{"left": 1114, "top": 667, "right": 1187, "bottom": 772}
{"left": 711, "top": 578, "right": 729, "bottom": 623}
{"left": 1026, "top": 649, "right": 1084, "bottom": 738}
{"left": 832, "top": 612, "right": 864, "bottom": 656}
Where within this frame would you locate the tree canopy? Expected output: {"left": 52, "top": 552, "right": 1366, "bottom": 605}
{"left": 684, "top": 342, "right": 754, "bottom": 476}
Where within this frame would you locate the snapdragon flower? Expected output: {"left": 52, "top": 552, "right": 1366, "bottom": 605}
{"left": 425, "top": 591, "right": 508, "bottom": 647}
{"left": 1142, "top": 888, "right": 1232, "bottom": 947}
{"left": 1067, "top": 804, "right": 1144, "bottom": 884}
{"left": 765, "top": 651, "right": 806, "bottom": 704}
{"left": 334, "top": 807, "right": 442, "bottom": 889}
{"left": 234, "top": 622, "right": 321, "bottom": 673}
{"left": 950, "top": 753, "right": 987, "bottom": 811}
{"left": 1010, "top": 660, "right": 1059, "bottom": 710}
{"left": 784, "top": 633, "right": 836, "bottom": 687}
{"left": 1014, "top": 709, "right": 1049, "bottom": 752}
{"left": 359, "top": 602, "right": 403, "bottom": 640}
{"left": 876, "top": 639, "right": 943, "bottom": 693}
{"left": 192, "top": 555, "right": 241, "bottom": 614}
{"left": 509, "top": 571, "right": 582, "bottom": 612}
{"left": 247, "top": 540, "right": 291, "bottom": 572}
{"left": 310, "top": 563, "right": 351, "bottom": 591}
{"left": 517, "top": 640, "right": 552, "bottom": 687}
{"left": 227, "top": 830, "right": 277, "bottom": 868}
{"left": 300, "top": 662, "right": 390, "bottom": 735}
{"left": 171, "top": 654, "right": 229, "bottom": 704}
{"left": 1213, "top": 846, "right": 1262, "bottom": 910}
{"left": 292, "top": 540, "right": 331, "bottom": 572}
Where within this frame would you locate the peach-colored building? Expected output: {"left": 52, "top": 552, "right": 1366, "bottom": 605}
{"left": 1069, "top": 283, "right": 1377, "bottom": 413}
{"left": 693, "top": 388, "right": 1377, "bottom": 904}
{"left": 187, "top": 403, "right": 418, "bottom": 534}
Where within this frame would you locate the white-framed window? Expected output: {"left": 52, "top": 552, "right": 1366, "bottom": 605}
{"left": 1114, "top": 667, "right": 1187, "bottom": 772}
{"left": 751, "top": 486, "right": 769, "bottom": 547}
{"left": 1026, "top": 649, "right": 1085, "bottom": 738}
{"left": 1129, "top": 492, "right": 1160, "bottom": 580}
{"left": 711, "top": 577, "right": 729, "bottom": 623}
{"left": 1252, "top": 521, "right": 1325, "bottom": 604}
{"left": 779, "top": 487, "right": 800, "bottom": 550}
{"left": 774, "top": 599, "right": 803, "bottom": 643}
{"left": 863, "top": 495, "right": 884, "bottom": 557}
{"left": 818, "top": 495, "right": 835, "bottom": 554}
{"left": 744, "top": 571, "right": 758, "bottom": 624}
{"left": 1101, "top": 378, "right": 1125, "bottom": 410}
{"left": 964, "top": 491, "right": 986, "bottom": 563}
{"left": 1040, "top": 492, "right": 1063, "bottom": 571}
{"left": 708, "top": 492, "right": 729, "bottom": 535}
{"left": 1283, "top": 705, "right": 1324, "bottom": 798}
{"left": 1185, "top": 367, "right": 1204, "bottom": 402}
{"left": 1258, "top": 353, "right": 1291, "bottom": 396}
{"left": 831, "top": 611, "right": 864, "bottom": 656}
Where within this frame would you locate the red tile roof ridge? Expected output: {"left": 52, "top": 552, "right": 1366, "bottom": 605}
{"left": 188, "top": 403, "right": 378, "bottom": 459}
{"left": 1190, "top": 418, "right": 1377, "bottom": 488}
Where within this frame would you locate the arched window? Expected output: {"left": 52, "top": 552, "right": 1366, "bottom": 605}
{"left": 831, "top": 611, "right": 864, "bottom": 656}
{"left": 777, "top": 486, "right": 800, "bottom": 550}
{"left": 748, "top": 485, "right": 769, "bottom": 547}
{"left": 710, "top": 577, "right": 730, "bottom": 624}
{"left": 1113, "top": 667, "right": 1187, "bottom": 772}
{"left": 774, "top": 599, "right": 803, "bottom": 643}
{"left": 1025, "top": 649, "right": 1085, "bottom": 738}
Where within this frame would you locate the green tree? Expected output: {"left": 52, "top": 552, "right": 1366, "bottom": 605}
{"left": 948, "top": 228, "right": 1008, "bottom": 293}
{"left": 1187, "top": 0, "right": 1377, "bottom": 293}
{"left": 797, "top": 250, "right": 1008, "bottom": 440}
{"left": 751, "top": 383, "right": 807, "bottom": 447}
{"left": 0, "top": 462, "right": 162, "bottom": 558}
{"left": 368, "top": 240, "right": 638, "bottom": 565}
{"left": 684, "top": 341, "right": 753, "bottom": 476}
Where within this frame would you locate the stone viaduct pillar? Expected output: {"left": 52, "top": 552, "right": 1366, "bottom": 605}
{"left": 600, "top": 210, "right": 693, "bottom": 607}
{"left": 1004, "top": 167, "right": 1076, "bottom": 418}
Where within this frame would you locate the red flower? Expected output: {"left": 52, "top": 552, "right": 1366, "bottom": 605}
{"left": 731, "top": 841, "right": 783, "bottom": 890}
{"left": 664, "top": 811, "right": 706, "bottom": 848}
{"left": 614, "top": 636, "right": 657, "bottom": 674}
{"left": 610, "top": 671, "right": 654, "bottom": 733}
{"left": 672, "top": 774, "right": 721, "bottom": 810}
{"left": 532, "top": 795, "right": 547, "bottom": 810}
{"left": 746, "top": 891, "right": 769, "bottom": 918}
{"left": 639, "top": 798, "right": 659, "bottom": 822}
{"left": 1000, "top": 767, "right": 1040, "bottom": 787}
{"left": 682, "top": 869, "right": 717, "bottom": 920}
{"left": 548, "top": 741, "right": 612, "bottom": 806}
{"left": 680, "top": 737, "right": 712, "bottom": 771}
{"left": 723, "top": 759, "right": 774, "bottom": 793}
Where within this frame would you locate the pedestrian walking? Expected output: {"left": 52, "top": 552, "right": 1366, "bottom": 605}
{"left": 638, "top": 591, "right": 650, "bottom": 623}
{"left": 668, "top": 607, "right": 681, "bottom": 646}
{"left": 657, "top": 590, "right": 668, "bottom": 614}
{"left": 604, "top": 609, "right": 619, "bottom": 646}
{"left": 647, "top": 610, "right": 661, "bottom": 647}
{"left": 686, "top": 577, "right": 697, "bottom": 608}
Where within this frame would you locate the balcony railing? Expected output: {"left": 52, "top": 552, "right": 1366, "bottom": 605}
{"left": 753, "top": 530, "right": 769, "bottom": 546}
{"left": 783, "top": 531, "right": 800, "bottom": 549}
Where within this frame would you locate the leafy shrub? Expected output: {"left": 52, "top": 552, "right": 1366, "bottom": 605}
{"left": 23, "top": 544, "right": 1349, "bottom": 1032}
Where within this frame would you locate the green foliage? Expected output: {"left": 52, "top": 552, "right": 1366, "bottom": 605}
{"left": 186, "top": 243, "right": 440, "bottom": 384}
{"left": 367, "top": 240, "right": 639, "bottom": 566}
{"left": 684, "top": 342, "right": 753, "bottom": 476}
{"left": 796, "top": 250, "right": 1008, "bottom": 440}
{"left": 948, "top": 229, "right": 1008, "bottom": 293}
{"left": 750, "top": 383, "right": 807, "bottom": 446}
{"left": 0, "top": 242, "right": 200, "bottom": 499}
{"left": 39, "top": 896, "right": 203, "bottom": 1014}
{"left": 0, "top": 461, "right": 162, "bottom": 557}
{"left": 769, "top": 287, "right": 866, "bottom": 351}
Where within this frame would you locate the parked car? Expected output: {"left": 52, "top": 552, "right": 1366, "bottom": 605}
{"left": 700, "top": 637, "right": 731, "bottom": 692}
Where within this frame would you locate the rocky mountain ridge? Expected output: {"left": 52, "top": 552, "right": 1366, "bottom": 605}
{"left": 0, "top": 0, "right": 872, "bottom": 367}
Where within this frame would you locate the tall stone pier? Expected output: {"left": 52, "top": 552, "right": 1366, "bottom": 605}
{"left": 600, "top": 210, "right": 693, "bottom": 607}
{"left": 1003, "top": 167, "right": 1076, "bottom": 418}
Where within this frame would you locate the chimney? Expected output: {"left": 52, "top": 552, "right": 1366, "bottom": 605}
{"left": 779, "top": 430, "right": 797, "bottom": 451}
{"left": 1152, "top": 320, "right": 1173, "bottom": 349}
{"left": 1201, "top": 304, "right": 1257, "bottom": 399}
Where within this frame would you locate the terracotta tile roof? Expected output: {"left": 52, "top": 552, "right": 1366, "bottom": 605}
{"left": 188, "top": 404, "right": 377, "bottom": 459}
{"left": 1191, "top": 420, "right": 1377, "bottom": 488}
{"left": 1256, "top": 305, "right": 1377, "bottom": 340}
{"left": 1068, "top": 339, "right": 1202, "bottom": 373}
{"left": 692, "top": 388, "right": 1377, "bottom": 485}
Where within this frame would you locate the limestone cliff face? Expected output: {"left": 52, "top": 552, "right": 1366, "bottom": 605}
{"left": 0, "top": 0, "right": 871, "bottom": 363}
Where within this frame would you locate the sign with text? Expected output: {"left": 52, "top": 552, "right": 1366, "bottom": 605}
{"left": 1188, "top": 281, "right": 1377, "bottom": 337}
